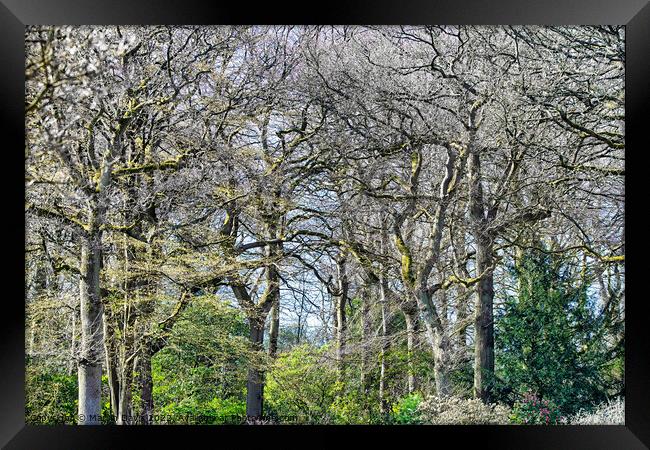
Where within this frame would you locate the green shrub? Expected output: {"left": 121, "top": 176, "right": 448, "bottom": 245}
{"left": 157, "top": 396, "right": 246, "bottom": 424}
{"left": 26, "top": 366, "right": 78, "bottom": 424}
{"left": 265, "top": 345, "right": 338, "bottom": 423}
{"left": 391, "top": 393, "right": 423, "bottom": 424}
{"left": 329, "top": 388, "right": 375, "bottom": 424}
{"left": 150, "top": 296, "right": 250, "bottom": 423}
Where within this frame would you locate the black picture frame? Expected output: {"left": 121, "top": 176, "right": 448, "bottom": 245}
{"left": 2, "top": 1, "right": 647, "bottom": 448}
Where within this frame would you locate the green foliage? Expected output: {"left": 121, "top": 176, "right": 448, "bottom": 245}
{"left": 147, "top": 296, "right": 251, "bottom": 423}
{"left": 24, "top": 252, "right": 623, "bottom": 426}
{"left": 265, "top": 344, "right": 339, "bottom": 423}
{"left": 26, "top": 365, "right": 78, "bottom": 424}
{"left": 449, "top": 360, "right": 474, "bottom": 398}
{"left": 26, "top": 365, "right": 113, "bottom": 424}
{"left": 329, "top": 390, "right": 370, "bottom": 424}
{"left": 391, "top": 393, "right": 423, "bottom": 424}
{"left": 495, "top": 249, "right": 623, "bottom": 416}
{"left": 157, "top": 397, "right": 246, "bottom": 424}
{"left": 153, "top": 296, "right": 249, "bottom": 408}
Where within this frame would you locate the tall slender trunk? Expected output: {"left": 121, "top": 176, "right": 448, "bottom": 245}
{"left": 360, "top": 286, "right": 371, "bottom": 395}
{"left": 138, "top": 245, "right": 159, "bottom": 425}
{"left": 103, "top": 311, "right": 120, "bottom": 420}
{"left": 402, "top": 303, "right": 418, "bottom": 393}
{"left": 116, "top": 361, "right": 134, "bottom": 425}
{"left": 78, "top": 229, "right": 104, "bottom": 425}
{"left": 456, "top": 285, "right": 469, "bottom": 350}
{"left": 68, "top": 309, "right": 77, "bottom": 376}
{"left": 27, "top": 263, "right": 46, "bottom": 358}
{"left": 246, "top": 317, "right": 265, "bottom": 419}
{"left": 106, "top": 356, "right": 119, "bottom": 420}
{"left": 335, "top": 254, "right": 348, "bottom": 381}
{"left": 116, "top": 239, "right": 135, "bottom": 425}
{"left": 223, "top": 206, "right": 275, "bottom": 421}
{"left": 138, "top": 346, "right": 154, "bottom": 425}
{"left": 76, "top": 115, "right": 126, "bottom": 425}
{"left": 378, "top": 276, "right": 389, "bottom": 414}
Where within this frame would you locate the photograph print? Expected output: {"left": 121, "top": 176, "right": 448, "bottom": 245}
{"left": 25, "top": 25, "right": 625, "bottom": 426}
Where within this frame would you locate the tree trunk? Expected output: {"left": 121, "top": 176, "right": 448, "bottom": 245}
{"left": 138, "top": 347, "right": 154, "bottom": 425}
{"left": 103, "top": 311, "right": 120, "bottom": 420}
{"left": 246, "top": 318, "right": 265, "bottom": 419}
{"left": 78, "top": 230, "right": 104, "bottom": 425}
{"left": 296, "top": 311, "right": 302, "bottom": 345}
{"left": 468, "top": 150, "right": 495, "bottom": 403}
{"left": 414, "top": 294, "right": 452, "bottom": 397}
{"left": 473, "top": 235, "right": 495, "bottom": 402}
{"left": 265, "top": 218, "right": 281, "bottom": 358}
{"left": 456, "top": 284, "right": 469, "bottom": 350}
{"left": 403, "top": 304, "right": 418, "bottom": 393}
{"left": 432, "top": 332, "right": 452, "bottom": 398}
{"left": 335, "top": 254, "right": 348, "bottom": 381}
{"left": 413, "top": 288, "right": 452, "bottom": 398}
{"left": 106, "top": 353, "right": 120, "bottom": 420}
{"left": 360, "top": 286, "right": 371, "bottom": 394}
{"left": 68, "top": 309, "right": 77, "bottom": 376}
{"left": 116, "top": 358, "right": 134, "bottom": 425}
{"left": 378, "top": 276, "right": 389, "bottom": 414}
{"left": 117, "top": 377, "right": 133, "bottom": 425}
{"left": 268, "top": 301, "right": 280, "bottom": 358}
